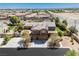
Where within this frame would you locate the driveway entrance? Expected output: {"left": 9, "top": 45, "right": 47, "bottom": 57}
{"left": 30, "top": 39, "right": 48, "bottom": 48}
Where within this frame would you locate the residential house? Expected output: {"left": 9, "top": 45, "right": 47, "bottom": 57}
{"left": 15, "top": 13, "right": 26, "bottom": 20}
{"left": 25, "top": 13, "right": 37, "bottom": 20}
{"left": 0, "top": 14, "right": 8, "bottom": 20}
{"left": 24, "top": 22, "right": 56, "bottom": 40}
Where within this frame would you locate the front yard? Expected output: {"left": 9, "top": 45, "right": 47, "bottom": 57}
{"left": 61, "top": 36, "right": 79, "bottom": 52}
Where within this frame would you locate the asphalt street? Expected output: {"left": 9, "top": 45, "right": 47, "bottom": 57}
{"left": 0, "top": 48, "right": 69, "bottom": 56}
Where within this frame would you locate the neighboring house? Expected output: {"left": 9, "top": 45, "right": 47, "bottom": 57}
{"left": 0, "top": 14, "right": 8, "bottom": 20}
{"left": 36, "top": 11, "right": 51, "bottom": 20}
{"left": 0, "top": 22, "right": 8, "bottom": 38}
{"left": 15, "top": 13, "right": 26, "bottom": 20}
{"left": 7, "top": 14, "right": 15, "bottom": 21}
{"left": 25, "top": 12, "right": 51, "bottom": 21}
{"left": 25, "top": 13, "right": 37, "bottom": 20}
{"left": 24, "top": 22, "right": 34, "bottom": 29}
{"left": 36, "top": 14, "right": 50, "bottom": 19}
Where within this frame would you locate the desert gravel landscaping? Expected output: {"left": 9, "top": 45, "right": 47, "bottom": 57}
{"left": 61, "top": 36, "right": 79, "bottom": 52}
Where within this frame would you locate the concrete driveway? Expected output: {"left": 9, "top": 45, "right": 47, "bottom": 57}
{"left": 2, "top": 37, "right": 24, "bottom": 48}
{"left": 30, "top": 39, "right": 48, "bottom": 48}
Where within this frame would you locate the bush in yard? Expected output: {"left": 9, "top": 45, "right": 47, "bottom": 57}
{"left": 58, "top": 23, "right": 67, "bottom": 31}
{"left": 3, "top": 34, "right": 12, "bottom": 45}
{"left": 64, "top": 49, "right": 77, "bottom": 56}
{"left": 48, "top": 33, "right": 60, "bottom": 48}
{"left": 56, "top": 27, "right": 63, "bottom": 41}
{"left": 21, "top": 30, "right": 31, "bottom": 48}
{"left": 58, "top": 30, "right": 63, "bottom": 41}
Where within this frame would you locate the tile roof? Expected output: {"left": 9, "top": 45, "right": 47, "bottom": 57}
{"left": 24, "top": 22, "right": 55, "bottom": 30}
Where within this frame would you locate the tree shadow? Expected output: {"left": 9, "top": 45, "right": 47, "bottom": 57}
{"left": 17, "top": 40, "right": 28, "bottom": 50}
{"left": 17, "top": 48, "right": 28, "bottom": 50}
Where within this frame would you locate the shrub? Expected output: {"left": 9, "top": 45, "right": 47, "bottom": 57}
{"left": 58, "top": 30, "right": 63, "bottom": 37}
{"left": 21, "top": 30, "right": 31, "bottom": 47}
{"left": 64, "top": 50, "right": 77, "bottom": 56}
{"left": 56, "top": 27, "right": 63, "bottom": 41}
{"left": 58, "top": 23, "right": 67, "bottom": 31}
{"left": 56, "top": 27, "right": 63, "bottom": 37}
{"left": 17, "top": 22, "right": 24, "bottom": 31}
{"left": 3, "top": 34, "right": 12, "bottom": 44}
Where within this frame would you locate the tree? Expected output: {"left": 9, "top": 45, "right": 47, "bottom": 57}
{"left": 55, "top": 17, "right": 60, "bottom": 24}
{"left": 17, "top": 21, "right": 24, "bottom": 32}
{"left": 9, "top": 16, "right": 21, "bottom": 25}
{"left": 21, "top": 30, "right": 31, "bottom": 48}
{"left": 64, "top": 50, "right": 77, "bottom": 56}
{"left": 51, "top": 17, "right": 55, "bottom": 22}
{"left": 54, "top": 17, "right": 61, "bottom": 28}
{"left": 57, "top": 28, "right": 63, "bottom": 41}
{"left": 9, "top": 16, "right": 24, "bottom": 32}
{"left": 48, "top": 33, "right": 60, "bottom": 48}
{"left": 62, "top": 20, "right": 68, "bottom": 27}
{"left": 54, "top": 17, "right": 67, "bottom": 31}
{"left": 59, "top": 23, "right": 67, "bottom": 31}
{"left": 69, "top": 26, "right": 78, "bottom": 35}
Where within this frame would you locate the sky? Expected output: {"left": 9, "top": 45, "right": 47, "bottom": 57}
{"left": 0, "top": 3, "right": 79, "bottom": 8}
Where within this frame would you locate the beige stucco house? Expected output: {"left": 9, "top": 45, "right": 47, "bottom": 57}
{"left": 24, "top": 22, "right": 56, "bottom": 40}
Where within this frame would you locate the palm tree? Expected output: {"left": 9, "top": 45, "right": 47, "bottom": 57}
{"left": 21, "top": 30, "right": 31, "bottom": 48}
